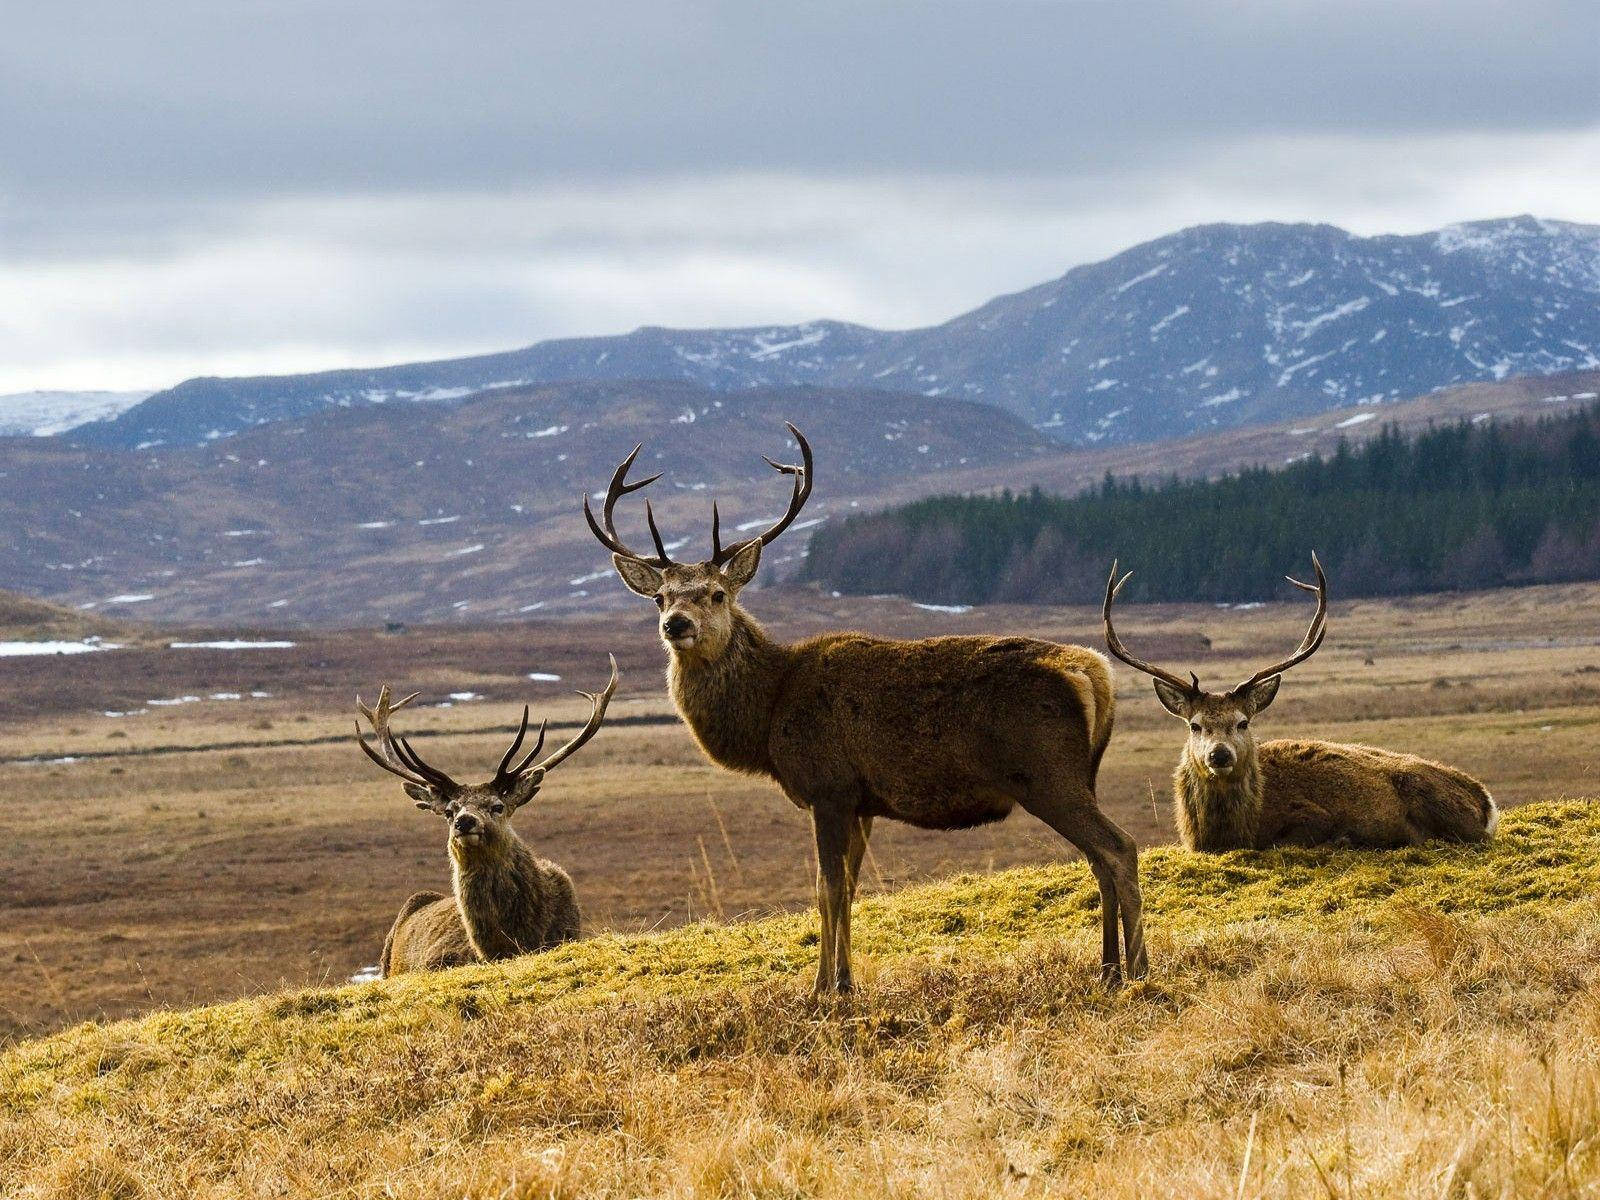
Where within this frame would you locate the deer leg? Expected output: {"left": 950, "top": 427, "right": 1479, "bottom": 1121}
{"left": 830, "top": 815, "right": 872, "bottom": 992}
{"left": 811, "top": 808, "right": 855, "bottom": 996}
{"left": 1021, "top": 787, "right": 1147, "bottom": 983}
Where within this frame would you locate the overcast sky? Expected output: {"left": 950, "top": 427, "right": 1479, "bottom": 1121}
{"left": 4, "top": 0, "right": 1598, "bottom": 393}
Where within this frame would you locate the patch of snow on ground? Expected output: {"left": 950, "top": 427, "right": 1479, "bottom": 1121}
{"left": 357, "top": 521, "right": 393, "bottom": 529}
{"left": 418, "top": 515, "right": 461, "bottom": 526}
{"left": 448, "top": 544, "right": 485, "bottom": 557}
{"left": 0, "top": 639, "right": 123, "bottom": 657}
{"left": 350, "top": 964, "right": 382, "bottom": 984}
{"left": 528, "top": 672, "right": 561, "bottom": 682}
{"left": 913, "top": 603, "right": 973, "bottom": 614}
{"left": 169, "top": 640, "right": 296, "bottom": 650}
{"left": 449, "top": 692, "right": 483, "bottom": 702}
{"left": 105, "top": 593, "right": 154, "bottom": 604}
{"left": 1336, "top": 412, "right": 1377, "bottom": 428}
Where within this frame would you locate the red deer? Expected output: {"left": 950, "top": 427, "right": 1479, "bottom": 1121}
{"left": 1103, "top": 555, "right": 1497, "bottom": 851}
{"left": 355, "top": 658, "right": 617, "bottom": 975}
{"left": 585, "top": 425, "right": 1145, "bottom": 991}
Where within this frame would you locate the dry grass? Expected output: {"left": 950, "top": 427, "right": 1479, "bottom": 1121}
{"left": 3, "top": 800, "right": 1600, "bottom": 1197}
{"left": 3, "top": 583, "right": 1600, "bottom": 1044}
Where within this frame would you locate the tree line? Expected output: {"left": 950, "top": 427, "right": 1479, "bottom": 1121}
{"left": 802, "top": 403, "right": 1600, "bottom": 605}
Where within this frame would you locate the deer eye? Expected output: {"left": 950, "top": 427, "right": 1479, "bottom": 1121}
{"left": 489, "top": 801, "right": 505, "bottom": 815}
{"left": 711, "top": 590, "right": 726, "bottom": 604}
{"left": 1189, "top": 722, "right": 1201, "bottom": 733}
{"left": 653, "top": 594, "right": 665, "bottom": 608}
{"left": 1237, "top": 719, "right": 1249, "bottom": 730}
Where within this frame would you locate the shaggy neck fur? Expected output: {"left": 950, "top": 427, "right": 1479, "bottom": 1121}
{"left": 667, "top": 605, "right": 795, "bottom": 777}
{"left": 449, "top": 834, "right": 547, "bottom": 959}
{"left": 1174, "top": 751, "right": 1264, "bottom": 852}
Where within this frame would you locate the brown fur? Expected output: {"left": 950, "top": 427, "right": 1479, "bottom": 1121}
{"left": 1105, "top": 555, "right": 1496, "bottom": 854}
{"left": 1173, "top": 729, "right": 1498, "bottom": 852}
{"left": 609, "top": 543, "right": 1144, "bottom": 992}
{"left": 378, "top": 788, "right": 585, "bottom": 977}
{"left": 358, "top": 669, "right": 615, "bottom": 977}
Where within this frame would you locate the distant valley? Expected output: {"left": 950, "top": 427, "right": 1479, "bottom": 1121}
{"left": 2, "top": 369, "right": 1594, "bottom": 626}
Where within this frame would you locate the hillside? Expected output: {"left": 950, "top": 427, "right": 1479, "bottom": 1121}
{"left": 3, "top": 800, "right": 1598, "bottom": 1197}
{"left": 806, "top": 398, "right": 1600, "bottom": 606}
{"left": 0, "top": 380, "right": 1052, "bottom": 625}
{"left": 0, "top": 588, "right": 125, "bottom": 643}
{"left": 67, "top": 215, "right": 1600, "bottom": 449}
{"left": 4, "top": 369, "right": 1597, "bottom": 627}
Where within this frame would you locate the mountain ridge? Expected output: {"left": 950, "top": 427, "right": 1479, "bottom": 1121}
{"left": 65, "top": 215, "right": 1600, "bottom": 450}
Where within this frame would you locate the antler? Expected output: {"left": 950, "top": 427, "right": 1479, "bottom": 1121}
{"left": 1102, "top": 561, "right": 1202, "bottom": 698}
{"left": 499, "top": 653, "right": 620, "bottom": 785}
{"left": 354, "top": 683, "right": 459, "bottom": 793}
{"left": 710, "top": 423, "right": 813, "bottom": 565}
{"left": 1232, "top": 552, "right": 1328, "bottom": 694}
{"left": 584, "top": 426, "right": 814, "bottom": 568}
{"left": 582, "top": 444, "right": 673, "bottom": 566}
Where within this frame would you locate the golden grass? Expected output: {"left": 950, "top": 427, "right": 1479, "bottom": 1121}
{"left": 5, "top": 800, "right": 1600, "bottom": 1197}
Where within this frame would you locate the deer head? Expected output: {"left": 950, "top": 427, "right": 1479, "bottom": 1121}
{"left": 1103, "top": 554, "right": 1327, "bottom": 780}
{"left": 355, "top": 657, "right": 619, "bottom": 857}
{"left": 585, "top": 424, "right": 812, "bottom": 660}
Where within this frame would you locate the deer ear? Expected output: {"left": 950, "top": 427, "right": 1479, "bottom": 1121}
{"left": 723, "top": 540, "right": 762, "bottom": 590}
{"left": 1240, "top": 675, "right": 1281, "bottom": 714}
{"left": 1152, "top": 678, "right": 1193, "bottom": 717}
{"left": 503, "top": 767, "right": 545, "bottom": 812}
{"left": 613, "top": 554, "right": 663, "bottom": 597}
{"left": 406, "top": 784, "right": 450, "bottom": 813}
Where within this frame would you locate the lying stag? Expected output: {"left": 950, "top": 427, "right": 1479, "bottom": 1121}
{"left": 586, "top": 425, "right": 1145, "bottom": 991}
{"left": 356, "top": 658, "right": 618, "bottom": 976}
{"left": 1103, "top": 556, "right": 1497, "bottom": 851}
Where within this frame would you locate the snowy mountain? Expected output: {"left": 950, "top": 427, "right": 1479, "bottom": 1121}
{"left": 69, "top": 216, "right": 1600, "bottom": 449}
{"left": 0, "top": 391, "right": 154, "bottom": 437}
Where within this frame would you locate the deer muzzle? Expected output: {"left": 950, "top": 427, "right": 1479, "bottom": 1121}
{"left": 661, "top": 612, "right": 697, "bottom": 647}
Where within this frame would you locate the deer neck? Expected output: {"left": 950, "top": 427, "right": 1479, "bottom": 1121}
{"left": 667, "top": 606, "right": 793, "bottom": 777}
{"left": 450, "top": 834, "right": 540, "bottom": 959}
{"left": 1174, "top": 751, "right": 1263, "bottom": 852}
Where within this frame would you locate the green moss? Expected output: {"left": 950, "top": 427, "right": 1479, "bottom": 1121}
{"left": 5, "top": 799, "right": 1598, "bottom": 1104}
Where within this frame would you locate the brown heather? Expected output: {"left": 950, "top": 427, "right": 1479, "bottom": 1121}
{"left": 587, "top": 428, "right": 1144, "bottom": 988}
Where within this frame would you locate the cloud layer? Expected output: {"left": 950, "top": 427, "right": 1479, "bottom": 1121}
{"left": 3, "top": 1, "right": 1598, "bottom": 392}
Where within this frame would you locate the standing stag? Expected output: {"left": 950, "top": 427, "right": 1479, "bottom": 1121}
{"left": 355, "top": 657, "right": 618, "bottom": 976}
{"left": 585, "top": 425, "right": 1145, "bottom": 991}
{"left": 1104, "top": 556, "right": 1497, "bottom": 851}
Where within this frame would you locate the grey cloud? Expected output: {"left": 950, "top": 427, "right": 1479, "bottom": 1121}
{"left": 3, "top": 1, "right": 1596, "bottom": 201}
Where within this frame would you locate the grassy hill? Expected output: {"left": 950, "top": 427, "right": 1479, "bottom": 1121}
{"left": 5, "top": 801, "right": 1600, "bottom": 1197}
{"left": 0, "top": 588, "right": 125, "bottom": 642}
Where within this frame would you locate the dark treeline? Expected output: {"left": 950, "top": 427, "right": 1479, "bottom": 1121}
{"left": 803, "top": 404, "right": 1600, "bottom": 605}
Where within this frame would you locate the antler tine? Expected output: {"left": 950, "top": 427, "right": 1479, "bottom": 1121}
{"left": 1101, "top": 560, "right": 1201, "bottom": 696}
{"left": 644, "top": 500, "right": 672, "bottom": 563}
{"left": 390, "top": 733, "right": 459, "bottom": 792}
{"left": 356, "top": 683, "right": 420, "bottom": 729}
{"left": 493, "top": 705, "right": 533, "bottom": 780}
{"left": 355, "top": 723, "right": 433, "bottom": 787}
{"left": 529, "top": 654, "right": 620, "bottom": 775}
{"left": 711, "top": 423, "right": 814, "bottom": 565}
{"left": 710, "top": 500, "right": 724, "bottom": 563}
{"left": 504, "top": 718, "right": 549, "bottom": 779}
{"left": 582, "top": 443, "right": 672, "bottom": 566}
{"left": 1234, "top": 552, "right": 1331, "bottom": 692}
